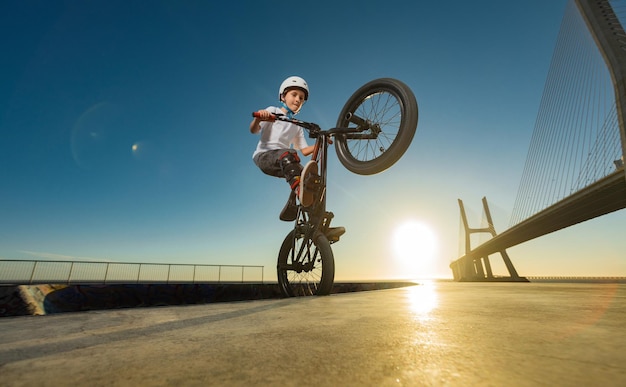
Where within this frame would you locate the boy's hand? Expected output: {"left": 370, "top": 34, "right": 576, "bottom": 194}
{"left": 250, "top": 110, "right": 275, "bottom": 133}
{"left": 254, "top": 110, "right": 275, "bottom": 121}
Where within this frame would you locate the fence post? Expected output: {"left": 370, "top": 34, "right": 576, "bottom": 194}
{"left": 29, "top": 261, "right": 38, "bottom": 285}
{"left": 68, "top": 261, "right": 75, "bottom": 284}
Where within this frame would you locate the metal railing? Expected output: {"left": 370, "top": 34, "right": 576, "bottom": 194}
{"left": 0, "top": 260, "right": 264, "bottom": 285}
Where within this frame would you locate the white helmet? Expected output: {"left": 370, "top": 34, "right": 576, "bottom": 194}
{"left": 278, "top": 76, "right": 309, "bottom": 101}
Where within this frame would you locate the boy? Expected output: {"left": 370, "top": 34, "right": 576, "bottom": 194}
{"left": 250, "top": 76, "right": 319, "bottom": 221}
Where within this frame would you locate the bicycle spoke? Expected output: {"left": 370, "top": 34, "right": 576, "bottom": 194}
{"left": 277, "top": 228, "right": 334, "bottom": 297}
{"left": 335, "top": 78, "right": 417, "bottom": 175}
{"left": 346, "top": 90, "right": 402, "bottom": 162}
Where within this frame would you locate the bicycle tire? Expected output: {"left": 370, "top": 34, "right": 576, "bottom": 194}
{"left": 335, "top": 78, "right": 418, "bottom": 175}
{"left": 277, "top": 229, "right": 335, "bottom": 297}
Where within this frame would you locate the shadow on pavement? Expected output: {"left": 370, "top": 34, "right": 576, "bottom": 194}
{"left": 0, "top": 281, "right": 417, "bottom": 317}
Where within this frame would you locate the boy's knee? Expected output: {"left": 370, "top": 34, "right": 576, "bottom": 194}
{"left": 279, "top": 151, "right": 302, "bottom": 180}
{"left": 278, "top": 151, "right": 300, "bottom": 164}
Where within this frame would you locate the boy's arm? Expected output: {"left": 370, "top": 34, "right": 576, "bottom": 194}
{"left": 300, "top": 139, "right": 332, "bottom": 156}
{"left": 250, "top": 109, "right": 274, "bottom": 133}
{"left": 301, "top": 145, "right": 315, "bottom": 156}
{"left": 250, "top": 117, "right": 262, "bottom": 133}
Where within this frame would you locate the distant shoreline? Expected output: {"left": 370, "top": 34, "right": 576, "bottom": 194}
{"left": 523, "top": 276, "right": 626, "bottom": 283}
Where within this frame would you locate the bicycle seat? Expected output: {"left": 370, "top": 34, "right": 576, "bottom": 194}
{"left": 325, "top": 227, "right": 346, "bottom": 242}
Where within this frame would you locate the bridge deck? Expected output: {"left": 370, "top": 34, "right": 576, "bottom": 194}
{"left": 455, "top": 169, "right": 626, "bottom": 265}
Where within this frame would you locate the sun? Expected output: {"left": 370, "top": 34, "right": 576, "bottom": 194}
{"left": 392, "top": 220, "right": 438, "bottom": 278}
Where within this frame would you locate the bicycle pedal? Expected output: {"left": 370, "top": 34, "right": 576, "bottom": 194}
{"left": 325, "top": 226, "right": 346, "bottom": 242}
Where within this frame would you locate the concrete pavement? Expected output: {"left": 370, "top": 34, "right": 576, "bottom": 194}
{"left": 1, "top": 281, "right": 625, "bottom": 386}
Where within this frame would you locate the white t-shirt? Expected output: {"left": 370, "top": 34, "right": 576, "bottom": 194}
{"left": 252, "top": 106, "right": 309, "bottom": 159}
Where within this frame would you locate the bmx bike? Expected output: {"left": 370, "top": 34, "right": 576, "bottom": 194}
{"left": 254, "top": 78, "right": 418, "bottom": 296}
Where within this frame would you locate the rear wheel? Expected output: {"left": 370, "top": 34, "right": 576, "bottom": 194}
{"left": 335, "top": 78, "right": 418, "bottom": 175}
{"left": 277, "top": 228, "right": 335, "bottom": 296}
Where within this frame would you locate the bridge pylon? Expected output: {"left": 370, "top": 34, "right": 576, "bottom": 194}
{"left": 450, "top": 197, "right": 528, "bottom": 282}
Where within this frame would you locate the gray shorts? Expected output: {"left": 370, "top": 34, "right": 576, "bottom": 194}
{"left": 253, "top": 149, "right": 302, "bottom": 178}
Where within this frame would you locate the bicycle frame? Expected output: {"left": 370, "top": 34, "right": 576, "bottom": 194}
{"left": 275, "top": 115, "right": 369, "bottom": 236}
{"left": 278, "top": 119, "right": 347, "bottom": 286}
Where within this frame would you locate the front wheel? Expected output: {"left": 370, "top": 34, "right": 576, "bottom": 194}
{"left": 277, "top": 229, "right": 335, "bottom": 296}
{"left": 335, "top": 78, "right": 418, "bottom": 175}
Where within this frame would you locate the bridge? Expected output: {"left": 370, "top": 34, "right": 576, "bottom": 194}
{"left": 450, "top": 0, "right": 626, "bottom": 281}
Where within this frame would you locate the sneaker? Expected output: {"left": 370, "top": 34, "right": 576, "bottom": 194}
{"left": 299, "top": 161, "right": 319, "bottom": 207}
{"left": 279, "top": 191, "right": 298, "bottom": 221}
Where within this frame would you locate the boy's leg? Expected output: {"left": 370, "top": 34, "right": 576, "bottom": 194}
{"left": 299, "top": 160, "right": 320, "bottom": 207}
{"left": 253, "top": 150, "right": 291, "bottom": 178}
{"left": 279, "top": 191, "right": 297, "bottom": 221}
{"left": 278, "top": 151, "right": 302, "bottom": 221}
{"left": 254, "top": 150, "right": 318, "bottom": 219}
{"left": 254, "top": 150, "right": 300, "bottom": 221}
{"left": 278, "top": 150, "right": 303, "bottom": 190}
{"left": 255, "top": 150, "right": 307, "bottom": 192}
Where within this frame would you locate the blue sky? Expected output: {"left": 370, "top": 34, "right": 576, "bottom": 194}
{"left": 2, "top": 0, "right": 624, "bottom": 280}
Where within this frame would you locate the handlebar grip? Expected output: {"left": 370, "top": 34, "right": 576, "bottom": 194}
{"left": 252, "top": 112, "right": 279, "bottom": 120}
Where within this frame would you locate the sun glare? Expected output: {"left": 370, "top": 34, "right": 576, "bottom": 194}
{"left": 392, "top": 220, "right": 438, "bottom": 279}
{"left": 406, "top": 280, "right": 439, "bottom": 317}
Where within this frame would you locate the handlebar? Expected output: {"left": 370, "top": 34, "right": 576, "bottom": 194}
{"left": 251, "top": 111, "right": 321, "bottom": 134}
{"left": 251, "top": 111, "right": 375, "bottom": 139}
{"left": 251, "top": 111, "right": 290, "bottom": 123}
